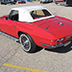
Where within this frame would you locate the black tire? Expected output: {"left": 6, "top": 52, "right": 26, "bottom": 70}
{"left": 40, "top": 1, "right": 42, "bottom": 3}
{"left": 5, "top": 3, "right": 7, "bottom": 5}
{"left": 19, "top": 34, "right": 36, "bottom": 53}
{"left": 55, "top": 1, "right": 58, "bottom": 5}
{"left": 14, "top": 3, "right": 16, "bottom": 4}
{"left": 13, "top": 2, "right": 16, "bottom": 4}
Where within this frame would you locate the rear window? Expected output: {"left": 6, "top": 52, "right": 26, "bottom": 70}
{"left": 30, "top": 9, "right": 51, "bottom": 19}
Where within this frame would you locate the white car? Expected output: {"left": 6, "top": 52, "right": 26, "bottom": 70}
{"left": 40, "top": 0, "right": 53, "bottom": 3}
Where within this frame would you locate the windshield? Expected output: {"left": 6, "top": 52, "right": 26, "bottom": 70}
{"left": 8, "top": 10, "right": 19, "bottom": 21}
{"left": 30, "top": 9, "right": 51, "bottom": 19}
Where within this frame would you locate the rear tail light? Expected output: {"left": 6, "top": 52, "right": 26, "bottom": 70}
{"left": 56, "top": 38, "right": 64, "bottom": 43}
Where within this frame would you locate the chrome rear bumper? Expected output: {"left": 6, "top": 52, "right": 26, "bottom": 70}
{"left": 40, "top": 41, "right": 71, "bottom": 48}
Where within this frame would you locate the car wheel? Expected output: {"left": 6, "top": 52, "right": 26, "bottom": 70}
{"left": 5, "top": 4, "right": 7, "bottom": 5}
{"left": 19, "top": 34, "right": 36, "bottom": 53}
{"left": 55, "top": 1, "right": 58, "bottom": 5}
{"left": 11, "top": 3, "right": 13, "bottom": 5}
{"left": 14, "top": 2, "right": 16, "bottom": 4}
{"left": 40, "top": 1, "right": 42, "bottom": 3}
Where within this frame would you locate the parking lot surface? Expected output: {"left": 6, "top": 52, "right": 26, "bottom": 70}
{"left": 0, "top": 2, "right": 72, "bottom": 72}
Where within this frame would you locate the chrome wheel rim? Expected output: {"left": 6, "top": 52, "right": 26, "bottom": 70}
{"left": 20, "top": 35, "right": 31, "bottom": 52}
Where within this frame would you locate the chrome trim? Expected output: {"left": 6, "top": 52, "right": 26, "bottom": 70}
{"left": 0, "top": 31, "right": 19, "bottom": 42}
{"left": 40, "top": 41, "right": 71, "bottom": 48}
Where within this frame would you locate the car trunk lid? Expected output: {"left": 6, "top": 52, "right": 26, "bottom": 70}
{"left": 31, "top": 17, "right": 72, "bottom": 38}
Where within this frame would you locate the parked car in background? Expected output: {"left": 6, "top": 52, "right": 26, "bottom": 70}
{"left": 18, "top": 0, "right": 26, "bottom": 4}
{"left": 1, "top": 0, "right": 17, "bottom": 5}
{"left": 0, "top": 6, "right": 72, "bottom": 53}
{"left": 40, "top": 0, "right": 53, "bottom": 3}
{"left": 54, "top": 0, "right": 72, "bottom": 5}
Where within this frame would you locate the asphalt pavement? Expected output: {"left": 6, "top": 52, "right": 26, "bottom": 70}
{"left": 0, "top": 2, "right": 72, "bottom": 72}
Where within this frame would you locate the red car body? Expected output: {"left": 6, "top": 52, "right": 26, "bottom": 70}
{"left": 0, "top": 15, "right": 72, "bottom": 48}
{"left": 0, "top": 6, "right": 72, "bottom": 53}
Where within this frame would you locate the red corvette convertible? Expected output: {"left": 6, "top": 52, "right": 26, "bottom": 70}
{"left": 0, "top": 6, "right": 72, "bottom": 53}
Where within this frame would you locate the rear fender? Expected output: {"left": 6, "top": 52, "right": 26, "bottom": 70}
{"left": 16, "top": 22, "right": 57, "bottom": 47}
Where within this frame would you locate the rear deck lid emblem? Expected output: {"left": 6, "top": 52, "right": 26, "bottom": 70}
{"left": 58, "top": 22, "right": 63, "bottom": 25}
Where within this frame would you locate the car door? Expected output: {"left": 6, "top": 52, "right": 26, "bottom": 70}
{"left": 1, "top": 10, "right": 19, "bottom": 37}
